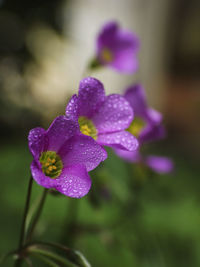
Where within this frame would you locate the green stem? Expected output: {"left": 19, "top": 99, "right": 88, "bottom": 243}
{"left": 15, "top": 175, "right": 33, "bottom": 267}
{"left": 26, "top": 188, "right": 48, "bottom": 243}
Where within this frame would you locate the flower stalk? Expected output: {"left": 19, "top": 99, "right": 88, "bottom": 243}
{"left": 15, "top": 175, "right": 33, "bottom": 267}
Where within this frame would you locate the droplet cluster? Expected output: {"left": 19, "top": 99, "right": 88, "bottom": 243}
{"left": 93, "top": 94, "right": 133, "bottom": 133}
{"left": 78, "top": 77, "right": 105, "bottom": 117}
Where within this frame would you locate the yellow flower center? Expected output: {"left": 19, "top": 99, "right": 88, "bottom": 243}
{"left": 78, "top": 116, "right": 97, "bottom": 140}
{"left": 101, "top": 48, "right": 113, "bottom": 63}
{"left": 127, "top": 117, "right": 146, "bottom": 137}
{"left": 39, "top": 151, "right": 63, "bottom": 178}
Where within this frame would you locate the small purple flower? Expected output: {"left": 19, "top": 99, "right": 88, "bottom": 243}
{"left": 66, "top": 77, "right": 139, "bottom": 152}
{"left": 28, "top": 116, "right": 107, "bottom": 198}
{"left": 96, "top": 21, "right": 140, "bottom": 73}
{"left": 124, "top": 84, "right": 165, "bottom": 143}
{"left": 114, "top": 84, "right": 174, "bottom": 174}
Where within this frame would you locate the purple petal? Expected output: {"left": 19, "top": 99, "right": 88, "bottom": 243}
{"left": 145, "top": 108, "right": 163, "bottom": 124}
{"left": 28, "top": 127, "right": 48, "bottom": 159}
{"left": 145, "top": 156, "right": 174, "bottom": 174}
{"left": 124, "top": 84, "right": 163, "bottom": 124}
{"left": 93, "top": 94, "right": 133, "bottom": 133}
{"left": 54, "top": 164, "right": 92, "bottom": 198}
{"left": 31, "top": 160, "right": 56, "bottom": 188}
{"left": 97, "top": 131, "right": 139, "bottom": 151}
{"left": 124, "top": 84, "right": 147, "bottom": 117}
{"left": 140, "top": 124, "right": 166, "bottom": 143}
{"left": 65, "top": 94, "right": 79, "bottom": 120}
{"left": 97, "top": 21, "right": 140, "bottom": 73}
{"left": 116, "top": 30, "right": 140, "bottom": 53}
{"left": 110, "top": 49, "right": 139, "bottom": 73}
{"left": 110, "top": 30, "right": 140, "bottom": 73}
{"left": 59, "top": 134, "right": 107, "bottom": 172}
{"left": 78, "top": 77, "right": 105, "bottom": 118}
{"left": 97, "top": 21, "right": 119, "bottom": 51}
{"left": 114, "top": 148, "right": 140, "bottom": 162}
{"left": 31, "top": 161, "right": 91, "bottom": 198}
{"left": 46, "top": 116, "right": 79, "bottom": 152}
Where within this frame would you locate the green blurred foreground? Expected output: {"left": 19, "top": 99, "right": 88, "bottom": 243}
{"left": 0, "top": 139, "right": 200, "bottom": 267}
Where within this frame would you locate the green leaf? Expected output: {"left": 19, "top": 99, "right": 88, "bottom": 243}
{"left": 28, "top": 243, "right": 91, "bottom": 267}
{"left": 31, "top": 253, "right": 60, "bottom": 267}
{"left": 28, "top": 246, "right": 75, "bottom": 267}
{"left": 73, "top": 250, "right": 91, "bottom": 267}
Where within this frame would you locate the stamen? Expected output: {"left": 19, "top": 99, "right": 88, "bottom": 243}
{"left": 39, "top": 151, "right": 63, "bottom": 179}
{"left": 48, "top": 166, "right": 53, "bottom": 171}
{"left": 127, "top": 117, "right": 146, "bottom": 137}
{"left": 78, "top": 116, "right": 97, "bottom": 140}
{"left": 101, "top": 48, "right": 113, "bottom": 63}
{"left": 80, "top": 124, "right": 92, "bottom": 136}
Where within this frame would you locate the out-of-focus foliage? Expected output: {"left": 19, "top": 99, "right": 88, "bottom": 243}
{"left": 0, "top": 139, "right": 199, "bottom": 267}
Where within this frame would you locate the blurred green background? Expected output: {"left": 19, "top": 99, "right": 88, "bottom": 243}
{"left": 0, "top": 0, "right": 200, "bottom": 266}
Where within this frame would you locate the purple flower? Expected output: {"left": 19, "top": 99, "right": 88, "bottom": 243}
{"left": 96, "top": 21, "right": 140, "bottom": 73}
{"left": 114, "top": 84, "right": 174, "bottom": 174}
{"left": 66, "top": 77, "right": 139, "bottom": 152}
{"left": 115, "top": 150, "right": 174, "bottom": 174}
{"left": 28, "top": 116, "right": 107, "bottom": 198}
{"left": 124, "top": 84, "right": 165, "bottom": 143}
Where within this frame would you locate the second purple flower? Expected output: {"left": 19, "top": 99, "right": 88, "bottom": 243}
{"left": 66, "top": 77, "right": 139, "bottom": 152}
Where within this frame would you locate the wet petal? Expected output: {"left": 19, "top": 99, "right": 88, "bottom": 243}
{"left": 59, "top": 134, "right": 107, "bottom": 172}
{"left": 31, "top": 160, "right": 56, "bottom": 188}
{"left": 46, "top": 116, "right": 79, "bottom": 152}
{"left": 93, "top": 94, "right": 133, "bottom": 133}
{"left": 97, "top": 131, "right": 139, "bottom": 151}
{"left": 28, "top": 127, "right": 47, "bottom": 159}
{"left": 55, "top": 164, "right": 92, "bottom": 198}
{"left": 78, "top": 77, "right": 105, "bottom": 118}
{"left": 65, "top": 94, "right": 79, "bottom": 120}
{"left": 31, "top": 161, "right": 92, "bottom": 198}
